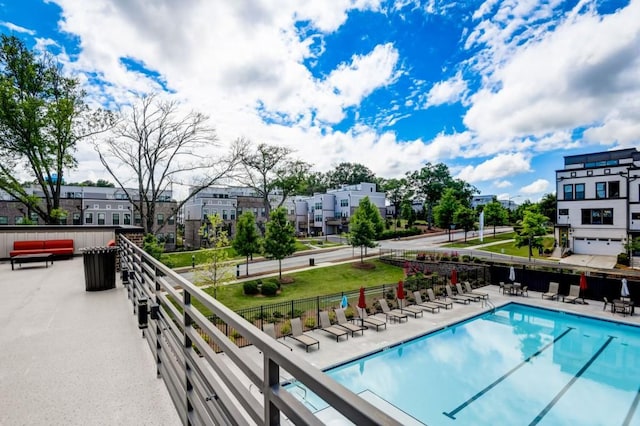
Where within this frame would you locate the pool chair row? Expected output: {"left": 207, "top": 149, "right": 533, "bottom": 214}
{"left": 446, "top": 283, "right": 490, "bottom": 304}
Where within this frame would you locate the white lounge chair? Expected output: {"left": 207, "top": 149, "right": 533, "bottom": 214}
{"left": 286, "top": 318, "right": 319, "bottom": 352}
{"left": 542, "top": 282, "right": 559, "bottom": 300}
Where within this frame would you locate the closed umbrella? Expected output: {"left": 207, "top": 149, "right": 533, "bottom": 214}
{"left": 509, "top": 266, "right": 516, "bottom": 283}
{"left": 397, "top": 280, "right": 405, "bottom": 301}
{"left": 341, "top": 295, "right": 348, "bottom": 309}
{"left": 451, "top": 269, "right": 458, "bottom": 286}
{"left": 579, "top": 272, "right": 587, "bottom": 303}
{"left": 621, "top": 277, "right": 630, "bottom": 298}
{"left": 358, "top": 287, "right": 366, "bottom": 309}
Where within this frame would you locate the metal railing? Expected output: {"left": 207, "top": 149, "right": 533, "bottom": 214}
{"left": 119, "top": 236, "right": 402, "bottom": 425}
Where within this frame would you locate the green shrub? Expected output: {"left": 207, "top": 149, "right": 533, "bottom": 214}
{"left": 617, "top": 252, "right": 630, "bottom": 266}
{"left": 344, "top": 306, "right": 354, "bottom": 320}
{"left": 462, "top": 255, "right": 471, "bottom": 262}
{"left": 272, "top": 310, "right": 283, "bottom": 319}
{"left": 280, "top": 320, "right": 291, "bottom": 335}
{"left": 243, "top": 281, "right": 259, "bottom": 295}
{"left": 261, "top": 281, "right": 278, "bottom": 296}
{"left": 291, "top": 309, "right": 304, "bottom": 318}
{"left": 304, "top": 316, "right": 316, "bottom": 329}
{"left": 440, "top": 255, "right": 450, "bottom": 261}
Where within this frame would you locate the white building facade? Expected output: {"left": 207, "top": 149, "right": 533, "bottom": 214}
{"left": 555, "top": 148, "right": 640, "bottom": 257}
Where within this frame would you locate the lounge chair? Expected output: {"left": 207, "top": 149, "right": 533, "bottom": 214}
{"left": 334, "top": 308, "right": 365, "bottom": 337}
{"left": 263, "top": 323, "right": 292, "bottom": 351}
{"left": 378, "top": 298, "right": 409, "bottom": 323}
{"left": 397, "top": 298, "right": 424, "bottom": 318}
{"left": 563, "top": 285, "right": 581, "bottom": 303}
{"left": 456, "top": 283, "right": 481, "bottom": 301}
{"left": 319, "top": 311, "right": 349, "bottom": 342}
{"left": 516, "top": 285, "right": 528, "bottom": 297}
{"left": 542, "top": 282, "right": 559, "bottom": 300}
{"left": 412, "top": 291, "right": 440, "bottom": 313}
{"left": 426, "top": 288, "right": 453, "bottom": 309}
{"left": 286, "top": 318, "right": 319, "bottom": 352}
{"left": 445, "top": 285, "right": 471, "bottom": 304}
{"left": 354, "top": 306, "right": 387, "bottom": 331}
{"left": 464, "top": 282, "right": 489, "bottom": 300}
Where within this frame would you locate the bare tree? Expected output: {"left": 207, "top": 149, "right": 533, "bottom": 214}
{"left": 97, "top": 93, "right": 242, "bottom": 234}
{"left": 234, "top": 139, "right": 310, "bottom": 218}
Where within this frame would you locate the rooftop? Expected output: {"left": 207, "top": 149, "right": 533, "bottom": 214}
{"left": 2, "top": 255, "right": 638, "bottom": 425}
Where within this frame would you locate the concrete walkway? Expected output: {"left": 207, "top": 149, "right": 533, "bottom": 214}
{"left": 0, "top": 257, "right": 180, "bottom": 426}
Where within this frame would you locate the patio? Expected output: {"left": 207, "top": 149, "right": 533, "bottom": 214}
{"left": 0, "top": 256, "right": 180, "bottom": 425}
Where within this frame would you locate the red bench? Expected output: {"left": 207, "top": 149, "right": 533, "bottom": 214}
{"left": 10, "top": 239, "right": 75, "bottom": 257}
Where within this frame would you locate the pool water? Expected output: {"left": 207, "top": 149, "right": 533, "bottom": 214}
{"left": 292, "top": 304, "right": 640, "bottom": 425}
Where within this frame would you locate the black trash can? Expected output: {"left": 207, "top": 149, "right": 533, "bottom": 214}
{"left": 82, "top": 247, "right": 118, "bottom": 291}
{"left": 309, "top": 258, "right": 315, "bottom": 266}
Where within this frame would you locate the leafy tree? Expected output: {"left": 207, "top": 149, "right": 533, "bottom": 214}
{"left": 97, "top": 93, "right": 242, "bottom": 234}
{"left": 96, "top": 179, "right": 115, "bottom": 188}
{"left": 433, "top": 188, "right": 461, "bottom": 240}
{"left": 357, "top": 196, "right": 384, "bottom": 238}
{"left": 262, "top": 207, "right": 296, "bottom": 280}
{"left": 232, "top": 211, "right": 261, "bottom": 276}
{"left": 326, "top": 162, "right": 376, "bottom": 188}
{"left": 348, "top": 204, "right": 377, "bottom": 263}
{"left": 483, "top": 200, "right": 509, "bottom": 236}
{"left": 453, "top": 206, "right": 477, "bottom": 242}
{"left": 515, "top": 207, "right": 549, "bottom": 260}
{"left": 538, "top": 192, "right": 557, "bottom": 225}
{"left": 196, "top": 214, "right": 233, "bottom": 298}
{"left": 143, "top": 233, "right": 164, "bottom": 260}
{"left": 400, "top": 199, "right": 416, "bottom": 227}
{"left": 0, "top": 35, "right": 112, "bottom": 224}
{"left": 406, "top": 162, "right": 453, "bottom": 229}
{"left": 236, "top": 140, "right": 310, "bottom": 219}
{"left": 382, "top": 177, "right": 412, "bottom": 225}
{"left": 298, "top": 171, "right": 328, "bottom": 196}
{"left": 447, "top": 179, "right": 479, "bottom": 207}
{"left": 511, "top": 199, "right": 533, "bottom": 224}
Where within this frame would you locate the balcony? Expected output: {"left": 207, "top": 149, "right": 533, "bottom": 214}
{"left": 325, "top": 217, "right": 348, "bottom": 226}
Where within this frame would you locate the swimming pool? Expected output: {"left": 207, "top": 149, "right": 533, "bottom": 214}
{"left": 290, "top": 304, "right": 640, "bottom": 425}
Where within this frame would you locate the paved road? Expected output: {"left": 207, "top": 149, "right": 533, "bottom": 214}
{"left": 180, "top": 227, "right": 525, "bottom": 283}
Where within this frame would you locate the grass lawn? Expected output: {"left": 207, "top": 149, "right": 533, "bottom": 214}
{"left": 443, "top": 232, "right": 516, "bottom": 248}
{"left": 197, "top": 259, "right": 404, "bottom": 313}
{"left": 162, "top": 239, "right": 314, "bottom": 268}
{"left": 478, "top": 237, "right": 558, "bottom": 261}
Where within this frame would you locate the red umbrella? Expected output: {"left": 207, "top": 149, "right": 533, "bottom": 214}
{"left": 579, "top": 273, "right": 587, "bottom": 291}
{"left": 397, "top": 280, "right": 405, "bottom": 300}
{"left": 358, "top": 286, "right": 367, "bottom": 309}
{"left": 451, "top": 269, "right": 458, "bottom": 286}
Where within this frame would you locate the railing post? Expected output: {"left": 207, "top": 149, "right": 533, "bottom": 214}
{"left": 183, "top": 290, "right": 193, "bottom": 423}
{"left": 264, "top": 356, "right": 280, "bottom": 425}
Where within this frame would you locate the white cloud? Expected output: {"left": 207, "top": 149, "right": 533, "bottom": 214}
{"left": 1, "top": 22, "right": 35, "bottom": 35}
{"left": 519, "top": 179, "right": 549, "bottom": 195}
{"left": 456, "top": 152, "right": 531, "bottom": 183}
{"left": 424, "top": 72, "right": 468, "bottom": 108}
{"left": 494, "top": 180, "right": 512, "bottom": 189}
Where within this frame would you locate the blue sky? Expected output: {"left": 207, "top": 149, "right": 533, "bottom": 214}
{"left": 1, "top": 0, "right": 638, "bottom": 202}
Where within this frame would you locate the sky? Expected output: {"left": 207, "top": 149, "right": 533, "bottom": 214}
{"left": 1, "top": 0, "right": 639, "bottom": 202}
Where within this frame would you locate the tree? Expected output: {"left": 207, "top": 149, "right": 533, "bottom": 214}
{"left": 406, "top": 163, "right": 454, "bottom": 229}
{"left": 195, "top": 214, "right": 234, "bottom": 298}
{"left": 262, "top": 207, "right": 296, "bottom": 280}
{"left": 298, "top": 171, "right": 328, "bottom": 196}
{"left": 483, "top": 200, "right": 509, "bottom": 236}
{"left": 433, "top": 188, "right": 461, "bottom": 241}
{"left": 97, "top": 93, "right": 242, "bottom": 234}
{"left": 232, "top": 211, "right": 261, "bottom": 276}
{"left": 400, "top": 199, "right": 416, "bottom": 227}
{"left": 348, "top": 204, "right": 377, "bottom": 263}
{"left": 382, "top": 177, "right": 412, "bottom": 227}
{"left": 538, "top": 192, "right": 557, "bottom": 225}
{"left": 357, "top": 196, "right": 384, "bottom": 238}
{"left": 236, "top": 140, "right": 310, "bottom": 219}
{"left": 0, "top": 35, "right": 111, "bottom": 224}
{"left": 515, "top": 207, "right": 549, "bottom": 260}
{"left": 326, "top": 162, "right": 376, "bottom": 188}
{"left": 454, "top": 206, "right": 477, "bottom": 242}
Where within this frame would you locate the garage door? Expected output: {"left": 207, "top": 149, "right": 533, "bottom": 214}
{"left": 573, "top": 238, "right": 621, "bottom": 256}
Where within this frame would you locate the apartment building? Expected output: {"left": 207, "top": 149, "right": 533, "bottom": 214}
{"left": 0, "top": 185, "right": 178, "bottom": 250}
{"left": 555, "top": 148, "right": 640, "bottom": 257}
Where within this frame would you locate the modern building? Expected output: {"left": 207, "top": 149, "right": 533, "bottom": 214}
{"left": 0, "top": 185, "right": 178, "bottom": 250}
{"left": 555, "top": 148, "right": 640, "bottom": 258}
{"left": 294, "top": 182, "right": 386, "bottom": 237}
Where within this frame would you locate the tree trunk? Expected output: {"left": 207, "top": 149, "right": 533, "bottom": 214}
{"left": 245, "top": 255, "right": 249, "bottom": 276}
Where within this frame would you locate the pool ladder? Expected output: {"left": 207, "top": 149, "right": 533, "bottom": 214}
{"left": 483, "top": 298, "right": 496, "bottom": 312}
{"left": 291, "top": 383, "right": 318, "bottom": 412}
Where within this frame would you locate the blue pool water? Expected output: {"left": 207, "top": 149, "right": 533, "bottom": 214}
{"left": 292, "top": 304, "right": 640, "bottom": 425}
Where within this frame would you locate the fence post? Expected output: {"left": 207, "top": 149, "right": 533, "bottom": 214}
{"left": 316, "top": 296, "right": 320, "bottom": 328}
{"left": 260, "top": 306, "right": 264, "bottom": 331}
{"left": 290, "top": 300, "right": 294, "bottom": 319}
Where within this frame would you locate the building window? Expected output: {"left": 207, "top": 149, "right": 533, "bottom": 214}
{"left": 157, "top": 213, "right": 164, "bottom": 225}
{"left": 315, "top": 215, "right": 322, "bottom": 222}
{"left": 98, "top": 213, "right": 105, "bottom": 225}
{"left": 112, "top": 213, "right": 120, "bottom": 225}
{"left": 608, "top": 181, "right": 620, "bottom": 198}
{"left": 15, "top": 216, "right": 24, "bottom": 224}
{"left": 596, "top": 182, "right": 606, "bottom": 199}
{"left": 73, "top": 212, "right": 81, "bottom": 225}
{"left": 558, "top": 209, "right": 569, "bottom": 216}
{"left": 237, "top": 208, "right": 243, "bottom": 216}
{"left": 631, "top": 212, "right": 640, "bottom": 220}
{"left": 85, "top": 212, "right": 93, "bottom": 224}
{"left": 168, "top": 216, "right": 175, "bottom": 225}
{"left": 156, "top": 233, "right": 165, "bottom": 243}
{"left": 231, "top": 210, "right": 236, "bottom": 220}
{"left": 581, "top": 208, "right": 613, "bottom": 225}
{"left": 166, "top": 233, "right": 175, "bottom": 244}
{"left": 563, "top": 184, "right": 573, "bottom": 200}
{"left": 135, "top": 214, "right": 141, "bottom": 225}
{"left": 0, "top": 216, "right": 7, "bottom": 225}
{"left": 261, "top": 208, "right": 266, "bottom": 218}
{"left": 314, "top": 202, "right": 322, "bottom": 210}
{"left": 222, "top": 210, "right": 228, "bottom": 220}
{"left": 340, "top": 199, "right": 349, "bottom": 207}
{"left": 124, "top": 213, "right": 131, "bottom": 225}
{"left": 575, "top": 184, "right": 585, "bottom": 200}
